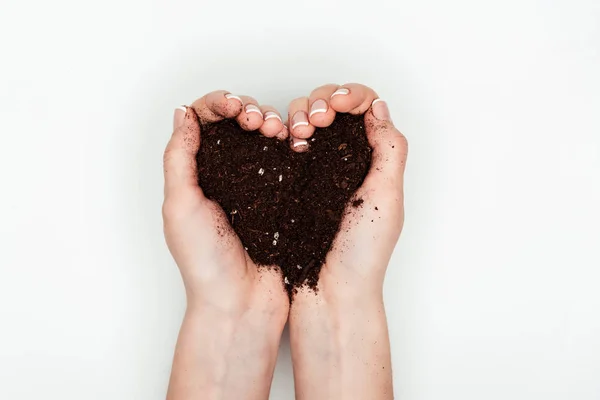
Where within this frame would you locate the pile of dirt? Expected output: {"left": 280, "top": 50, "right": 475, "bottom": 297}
{"left": 196, "top": 113, "right": 371, "bottom": 299}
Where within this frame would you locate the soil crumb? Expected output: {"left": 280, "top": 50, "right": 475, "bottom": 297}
{"left": 352, "top": 198, "right": 364, "bottom": 208}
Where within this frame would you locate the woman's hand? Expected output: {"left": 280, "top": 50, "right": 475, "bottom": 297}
{"left": 288, "top": 83, "right": 407, "bottom": 293}
{"left": 163, "top": 91, "right": 290, "bottom": 400}
{"left": 287, "top": 84, "right": 408, "bottom": 400}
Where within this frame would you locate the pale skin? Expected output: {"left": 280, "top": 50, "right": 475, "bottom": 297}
{"left": 163, "top": 84, "right": 408, "bottom": 400}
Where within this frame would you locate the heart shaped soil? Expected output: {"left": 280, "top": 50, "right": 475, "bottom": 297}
{"left": 196, "top": 113, "right": 371, "bottom": 299}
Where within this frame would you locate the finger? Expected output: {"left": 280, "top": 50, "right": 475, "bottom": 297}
{"left": 289, "top": 129, "right": 309, "bottom": 152}
{"left": 258, "top": 105, "right": 284, "bottom": 138}
{"left": 288, "top": 97, "right": 315, "bottom": 140}
{"left": 329, "top": 83, "right": 378, "bottom": 115}
{"left": 362, "top": 99, "right": 408, "bottom": 193}
{"left": 276, "top": 124, "right": 290, "bottom": 141}
{"left": 190, "top": 90, "right": 243, "bottom": 124}
{"left": 236, "top": 95, "right": 264, "bottom": 131}
{"left": 164, "top": 106, "right": 204, "bottom": 198}
{"left": 308, "top": 84, "right": 339, "bottom": 128}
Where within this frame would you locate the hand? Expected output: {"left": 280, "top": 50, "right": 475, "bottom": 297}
{"left": 288, "top": 84, "right": 408, "bottom": 400}
{"left": 288, "top": 84, "right": 407, "bottom": 294}
{"left": 163, "top": 91, "right": 290, "bottom": 400}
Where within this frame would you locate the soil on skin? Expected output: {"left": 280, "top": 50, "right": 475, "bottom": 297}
{"left": 196, "top": 113, "right": 371, "bottom": 299}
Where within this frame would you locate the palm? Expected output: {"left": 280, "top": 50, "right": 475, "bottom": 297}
{"left": 325, "top": 173, "right": 404, "bottom": 282}
{"left": 165, "top": 187, "right": 289, "bottom": 310}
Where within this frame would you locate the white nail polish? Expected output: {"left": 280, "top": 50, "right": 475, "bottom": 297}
{"left": 176, "top": 106, "right": 187, "bottom": 113}
{"left": 264, "top": 111, "right": 282, "bottom": 122}
{"left": 245, "top": 104, "right": 263, "bottom": 117}
{"left": 331, "top": 88, "right": 350, "bottom": 98}
{"left": 291, "top": 121, "right": 309, "bottom": 130}
{"left": 372, "top": 99, "right": 383, "bottom": 106}
{"left": 309, "top": 108, "right": 327, "bottom": 117}
{"left": 225, "top": 94, "right": 242, "bottom": 103}
{"left": 293, "top": 139, "right": 308, "bottom": 148}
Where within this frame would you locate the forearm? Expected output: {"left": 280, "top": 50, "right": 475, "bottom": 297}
{"left": 290, "top": 281, "right": 393, "bottom": 400}
{"left": 167, "top": 302, "right": 284, "bottom": 400}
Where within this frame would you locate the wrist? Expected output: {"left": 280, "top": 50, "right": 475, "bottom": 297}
{"left": 185, "top": 285, "right": 288, "bottom": 334}
{"left": 182, "top": 300, "right": 285, "bottom": 361}
{"left": 289, "top": 279, "right": 392, "bottom": 400}
{"left": 291, "top": 279, "right": 384, "bottom": 325}
{"left": 170, "top": 299, "right": 283, "bottom": 400}
{"left": 182, "top": 276, "right": 253, "bottom": 316}
{"left": 318, "top": 266, "right": 385, "bottom": 303}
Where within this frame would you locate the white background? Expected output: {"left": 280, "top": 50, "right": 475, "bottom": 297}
{"left": 0, "top": 0, "right": 599, "bottom": 399}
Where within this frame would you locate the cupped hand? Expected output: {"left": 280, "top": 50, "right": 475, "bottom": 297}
{"left": 287, "top": 84, "right": 408, "bottom": 295}
{"left": 287, "top": 84, "right": 407, "bottom": 400}
{"left": 163, "top": 90, "right": 290, "bottom": 310}
{"left": 163, "top": 91, "right": 289, "bottom": 400}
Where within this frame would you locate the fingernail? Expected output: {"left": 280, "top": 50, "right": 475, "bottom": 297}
{"left": 173, "top": 106, "right": 187, "bottom": 130}
{"left": 225, "top": 93, "right": 242, "bottom": 103}
{"left": 264, "top": 111, "right": 282, "bottom": 122}
{"left": 372, "top": 99, "right": 392, "bottom": 122}
{"left": 331, "top": 88, "right": 350, "bottom": 98}
{"left": 291, "top": 111, "right": 309, "bottom": 130}
{"left": 309, "top": 99, "right": 328, "bottom": 117}
{"left": 245, "top": 104, "right": 263, "bottom": 117}
{"left": 292, "top": 136, "right": 308, "bottom": 148}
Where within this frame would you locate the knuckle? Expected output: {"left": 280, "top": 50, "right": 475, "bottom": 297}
{"left": 240, "top": 95, "right": 257, "bottom": 104}
{"left": 393, "top": 132, "right": 409, "bottom": 154}
{"left": 161, "top": 198, "right": 179, "bottom": 220}
{"left": 311, "top": 83, "right": 338, "bottom": 96}
{"left": 163, "top": 145, "right": 183, "bottom": 168}
{"left": 290, "top": 97, "right": 308, "bottom": 107}
{"left": 163, "top": 146, "right": 174, "bottom": 165}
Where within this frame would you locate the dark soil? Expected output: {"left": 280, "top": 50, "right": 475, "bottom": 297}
{"left": 196, "top": 113, "right": 371, "bottom": 299}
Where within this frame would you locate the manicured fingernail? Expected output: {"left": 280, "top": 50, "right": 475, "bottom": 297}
{"left": 291, "top": 111, "right": 309, "bottom": 130}
{"left": 264, "top": 111, "right": 282, "bottom": 122}
{"left": 245, "top": 104, "right": 263, "bottom": 117}
{"left": 225, "top": 93, "right": 242, "bottom": 103}
{"left": 331, "top": 88, "right": 350, "bottom": 98}
{"left": 309, "top": 99, "right": 328, "bottom": 117}
{"left": 173, "top": 106, "right": 187, "bottom": 130}
{"left": 292, "top": 136, "right": 308, "bottom": 148}
{"left": 372, "top": 99, "right": 392, "bottom": 122}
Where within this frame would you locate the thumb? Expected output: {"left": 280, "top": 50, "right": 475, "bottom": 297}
{"left": 363, "top": 99, "right": 408, "bottom": 191}
{"left": 163, "top": 106, "right": 203, "bottom": 197}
